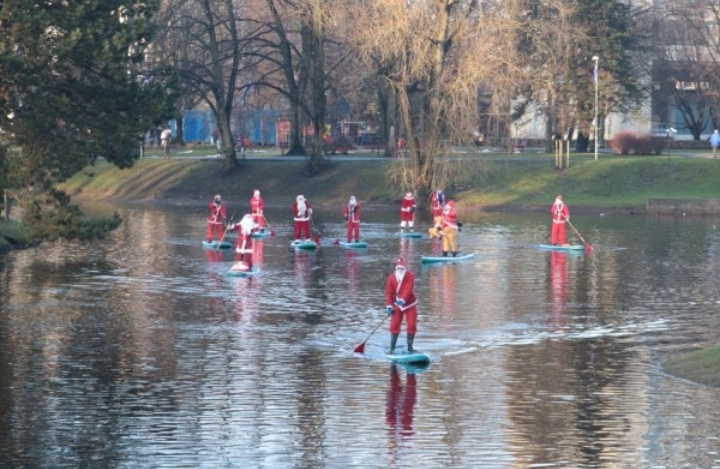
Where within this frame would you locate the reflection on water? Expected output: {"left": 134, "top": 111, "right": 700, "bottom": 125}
{"left": 2, "top": 204, "right": 720, "bottom": 467}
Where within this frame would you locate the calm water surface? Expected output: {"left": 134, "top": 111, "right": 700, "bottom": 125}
{"left": 2, "top": 203, "right": 720, "bottom": 468}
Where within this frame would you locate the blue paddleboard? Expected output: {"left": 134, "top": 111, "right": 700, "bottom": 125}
{"left": 203, "top": 240, "right": 233, "bottom": 250}
{"left": 399, "top": 231, "right": 423, "bottom": 238}
{"left": 385, "top": 351, "right": 431, "bottom": 366}
{"left": 340, "top": 241, "right": 368, "bottom": 249}
{"left": 227, "top": 263, "right": 260, "bottom": 276}
{"left": 252, "top": 231, "right": 271, "bottom": 238}
{"left": 291, "top": 240, "right": 318, "bottom": 250}
{"left": 538, "top": 244, "right": 585, "bottom": 252}
{"left": 420, "top": 253, "right": 475, "bottom": 263}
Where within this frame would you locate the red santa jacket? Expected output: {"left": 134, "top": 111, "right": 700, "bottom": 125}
{"left": 293, "top": 200, "right": 312, "bottom": 221}
{"left": 250, "top": 196, "right": 264, "bottom": 216}
{"left": 431, "top": 191, "right": 445, "bottom": 217}
{"left": 344, "top": 203, "right": 360, "bottom": 223}
{"left": 208, "top": 201, "right": 227, "bottom": 224}
{"left": 551, "top": 202, "right": 570, "bottom": 223}
{"left": 441, "top": 204, "right": 458, "bottom": 229}
{"left": 401, "top": 196, "right": 415, "bottom": 214}
{"left": 386, "top": 269, "right": 418, "bottom": 312}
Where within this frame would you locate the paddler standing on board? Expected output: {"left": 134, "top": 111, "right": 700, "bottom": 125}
{"left": 228, "top": 214, "right": 258, "bottom": 270}
{"left": 385, "top": 258, "right": 419, "bottom": 354}
{"left": 428, "top": 188, "right": 445, "bottom": 238}
{"left": 400, "top": 191, "right": 416, "bottom": 230}
{"left": 343, "top": 195, "right": 361, "bottom": 243}
{"left": 293, "top": 194, "right": 313, "bottom": 241}
{"left": 551, "top": 195, "right": 570, "bottom": 246}
{"left": 207, "top": 194, "right": 227, "bottom": 243}
{"left": 250, "top": 189, "right": 265, "bottom": 233}
{"left": 439, "top": 200, "right": 461, "bottom": 257}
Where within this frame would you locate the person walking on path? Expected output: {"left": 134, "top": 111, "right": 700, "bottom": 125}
{"left": 250, "top": 189, "right": 265, "bottom": 232}
{"left": 385, "top": 258, "right": 419, "bottom": 354}
{"left": 160, "top": 126, "right": 172, "bottom": 159}
{"left": 551, "top": 195, "right": 570, "bottom": 245}
{"left": 439, "top": 200, "right": 460, "bottom": 256}
{"left": 343, "top": 195, "right": 361, "bottom": 243}
{"left": 293, "top": 195, "right": 313, "bottom": 241}
{"left": 228, "top": 214, "right": 258, "bottom": 270}
{"left": 207, "top": 194, "right": 227, "bottom": 243}
{"left": 710, "top": 129, "right": 720, "bottom": 158}
{"left": 400, "top": 192, "right": 416, "bottom": 230}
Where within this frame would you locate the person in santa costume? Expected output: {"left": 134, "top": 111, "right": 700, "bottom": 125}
{"left": 228, "top": 214, "right": 258, "bottom": 270}
{"left": 292, "top": 194, "right": 313, "bottom": 241}
{"left": 439, "top": 200, "right": 460, "bottom": 256}
{"left": 343, "top": 195, "right": 361, "bottom": 243}
{"left": 207, "top": 194, "right": 227, "bottom": 243}
{"left": 429, "top": 188, "right": 445, "bottom": 239}
{"left": 249, "top": 189, "right": 265, "bottom": 232}
{"left": 551, "top": 195, "right": 570, "bottom": 245}
{"left": 400, "top": 192, "right": 416, "bottom": 229}
{"left": 385, "top": 258, "right": 419, "bottom": 354}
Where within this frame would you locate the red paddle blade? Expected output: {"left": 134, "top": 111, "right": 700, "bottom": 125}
{"left": 585, "top": 243, "right": 594, "bottom": 254}
{"left": 353, "top": 342, "right": 366, "bottom": 353}
{"left": 270, "top": 230, "right": 276, "bottom": 237}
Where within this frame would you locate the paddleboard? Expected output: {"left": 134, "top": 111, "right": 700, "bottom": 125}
{"left": 538, "top": 244, "right": 585, "bottom": 252}
{"left": 339, "top": 241, "right": 368, "bottom": 249}
{"left": 421, "top": 253, "right": 475, "bottom": 263}
{"left": 399, "top": 231, "right": 423, "bottom": 238}
{"left": 291, "top": 240, "right": 318, "bottom": 250}
{"left": 385, "top": 351, "right": 431, "bottom": 366}
{"left": 202, "top": 240, "right": 233, "bottom": 250}
{"left": 252, "top": 231, "right": 271, "bottom": 238}
{"left": 227, "top": 263, "right": 260, "bottom": 276}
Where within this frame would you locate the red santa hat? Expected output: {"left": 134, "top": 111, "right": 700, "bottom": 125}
{"left": 395, "top": 257, "right": 406, "bottom": 270}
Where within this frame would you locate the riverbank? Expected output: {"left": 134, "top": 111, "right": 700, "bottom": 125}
{"left": 57, "top": 152, "right": 720, "bottom": 214}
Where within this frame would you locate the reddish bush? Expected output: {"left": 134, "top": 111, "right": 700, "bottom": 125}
{"left": 610, "top": 131, "right": 666, "bottom": 155}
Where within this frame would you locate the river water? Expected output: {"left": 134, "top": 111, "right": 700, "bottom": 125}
{"left": 2, "top": 202, "right": 720, "bottom": 468}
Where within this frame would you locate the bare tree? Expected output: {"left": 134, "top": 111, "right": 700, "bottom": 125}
{"left": 345, "top": 0, "right": 528, "bottom": 207}
{"left": 153, "top": 0, "right": 261, "bottom": 172}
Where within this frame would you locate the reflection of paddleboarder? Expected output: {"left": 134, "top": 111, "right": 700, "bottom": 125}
{"left": 550, "top": 251, "right": 568, "bottom": 330}
{"left": 386, "top": 364, "right": 417, "bottom": 444}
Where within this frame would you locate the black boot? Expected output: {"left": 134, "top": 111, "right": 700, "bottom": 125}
{"left": 407, "top": 334, "right": 415, "bottom": 353}
{"left": 390, "top": 333, "right": 399, "bottom": 354}
{"left": 452, "top": 251, "right": 458, "bottom": 257}
{"left": 442, "top": 251, "right": 448, "bottom": 257}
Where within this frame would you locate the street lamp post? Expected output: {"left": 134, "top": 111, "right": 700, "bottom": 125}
{"left": 592, "top": 56, "right": 599, "bottom": 161}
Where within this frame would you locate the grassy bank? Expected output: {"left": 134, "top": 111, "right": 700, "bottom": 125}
{"left": 59, "top": 152, "right": 720, "bottom": 212}
{"left": 663, "top": 347, "right": 720, "bottom": 388}
{"left": 0, "top": 219, "right": 29, "bottom": 253}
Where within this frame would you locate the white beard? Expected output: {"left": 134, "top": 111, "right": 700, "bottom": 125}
{"left": 297, "top": 200, "right": 307, "bottom": 214}
{"left": 240, "top": 217, "right": 255, "bottom": 235}
{"left": 395, "top": 268, "right": 406, "bottom": 283}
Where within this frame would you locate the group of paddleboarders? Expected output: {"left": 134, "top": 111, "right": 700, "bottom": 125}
{"left": 207, "top": 190, "right": 268, "bottom": 272}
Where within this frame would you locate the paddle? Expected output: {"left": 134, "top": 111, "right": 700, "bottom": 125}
{"left": 260, "top": 214, "right": 277, "bottom": 236}
{"left": 215, "top": 213, "right": 235, "bottom": 251}
{"left": 564, "top": 216, "right": 593, "bottom": 250}
{"left": 354, "top": 313, "right": 389, "bottom": 353}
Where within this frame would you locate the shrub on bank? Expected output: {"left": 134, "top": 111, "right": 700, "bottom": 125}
{"left": 610, "top": 131, "right": 666, "bottom": 155}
